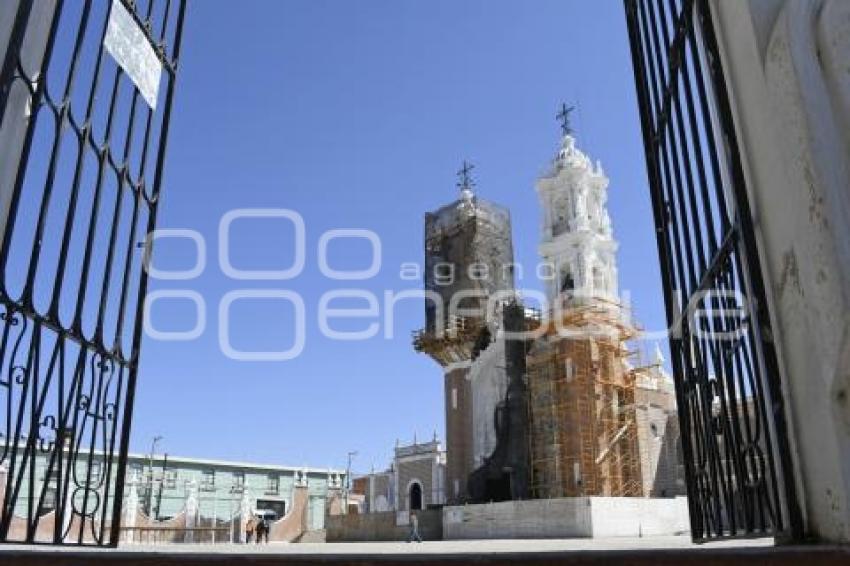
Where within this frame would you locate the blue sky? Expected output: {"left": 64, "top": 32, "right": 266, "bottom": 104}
{"left": 133, "top": 0, "right": 666, "bottom": 474}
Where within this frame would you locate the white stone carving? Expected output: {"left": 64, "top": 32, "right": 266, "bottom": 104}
{"left": 537, "top": 134, "right": 619, "bottom": 306}
{"left": 184, "top": 479, "right": 198, "bottom": 543}
{"left": 123, "top": 469, "right": 139, "bottom": 543}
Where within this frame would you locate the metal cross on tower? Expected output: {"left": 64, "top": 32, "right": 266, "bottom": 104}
{"left": 457, "top": 160, "right": 476, "bottom": 192}
{"left": 556, "top": 103, "right": 575, "bottom": 136}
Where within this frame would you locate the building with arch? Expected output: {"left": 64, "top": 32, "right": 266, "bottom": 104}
{"left": 352, "top": 437, "right": 446, "bottom": 515}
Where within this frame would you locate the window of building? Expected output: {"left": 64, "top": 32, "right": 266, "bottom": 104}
{"left": 593, "top": 266, "right": 605, "bottom": 293}
{"left": 164, "top": 470, "right": 177, "bottom": 489}
{"left": 468, "top": 262, "right": 488, "bottom": 280}
{"left": 201, "top": 469, "right": 215, "bottom": 491}
{"left": 90, "top": 461, "right": 102, "bottom": 483}
{"left": 230, "top": 471, "right": 245, "bottom": 493}
{"left": 554, "top": 213, "right": 567, "bottom": 235}
{"left": 434, "top": 262, "right": 454, "bottom": 285}
{"left": 266, "top": 474, "right": 279, "bottom": 494}
{"left": 451, "top": 387, "right": 457, "bottom": 410}
{"left": 560, "top": 268, "right": 575, "bottom": 292}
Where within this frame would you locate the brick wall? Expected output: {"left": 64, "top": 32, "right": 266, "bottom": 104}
{"left": 444, "top": 366, "right": 473, "bottom": 502}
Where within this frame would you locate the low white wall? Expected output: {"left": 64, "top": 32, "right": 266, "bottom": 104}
{"left": 589, "top": 497, "right": 689, "bottom": 537}
{"left": 442, "top": 497, "right": 689, "bottom": 540}
{"left": 444, "top": 498, "right": 592, "bottom": 539}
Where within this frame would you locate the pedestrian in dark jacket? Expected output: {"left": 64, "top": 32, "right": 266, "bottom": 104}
{"left": 257, "top": 516, "right": 270, "bottom": 544}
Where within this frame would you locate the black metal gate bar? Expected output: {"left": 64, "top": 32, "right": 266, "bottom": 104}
{"left": 624, "top": 0, "right": 803, "bottom": 541}
{"left": 0, "top": 0, "right": 186, "bottom": 546}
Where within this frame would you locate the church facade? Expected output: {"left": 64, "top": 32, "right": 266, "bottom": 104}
{"left": 414, "top": 118, "right": 683, "bottom": 504}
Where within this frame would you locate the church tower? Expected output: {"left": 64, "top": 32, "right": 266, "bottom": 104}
{"left": 536, "top": 108, "right": 618, "bottom": 306}
{"left": 526, "top": 107, "right": 643, "bottom": 499}
{"left": 413, "top": 162, "right": 515, "bottom": 503}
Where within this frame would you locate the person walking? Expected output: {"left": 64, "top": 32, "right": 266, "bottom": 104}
{"left": 245, "top": 516, "right": 255, "bottom": 544}
{"left": 256, "top": 515, "right": 270, "bottom": 544}
{"left": 406, "top": 512, "right": 423, "bottom": 543}
{"left": 255, "top": 516, "right": 265, "bottom": 544}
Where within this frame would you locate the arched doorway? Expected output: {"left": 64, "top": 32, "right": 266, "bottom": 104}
{"left": 409, "top": 482, "right": 423, "bottom": 511}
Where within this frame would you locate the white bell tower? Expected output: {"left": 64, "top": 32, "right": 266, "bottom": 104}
{"left": 536, "top": 109, "right": 618, "bottom": 307}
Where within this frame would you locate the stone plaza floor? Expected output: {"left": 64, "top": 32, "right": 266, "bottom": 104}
{"left": 2, "top": 536, "right": 848, "bottom": 565}
{"left": 113, "top": 535, "right": 771, "bottom": 553}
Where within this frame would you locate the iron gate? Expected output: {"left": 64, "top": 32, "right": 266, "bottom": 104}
{"left": 0, "top": 0, "right": 185, "bottom": 546}
{"left": 624, "top": 0, "right": 803, "bottom": 542}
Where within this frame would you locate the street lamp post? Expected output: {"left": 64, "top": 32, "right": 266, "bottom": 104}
{"left": 146, "top": 436, "right": 163, "bottom": 516}
{"left": 345, "top": 451, "right": 357, "bottom": 514}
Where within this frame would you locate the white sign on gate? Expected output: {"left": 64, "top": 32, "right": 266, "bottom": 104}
{"left": 103, "top": 0, "right": 163, "bottom": 109}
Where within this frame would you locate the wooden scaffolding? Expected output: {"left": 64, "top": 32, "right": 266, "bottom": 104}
{"left": 527, "top": 298, "right": 643, "bottom": 498}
